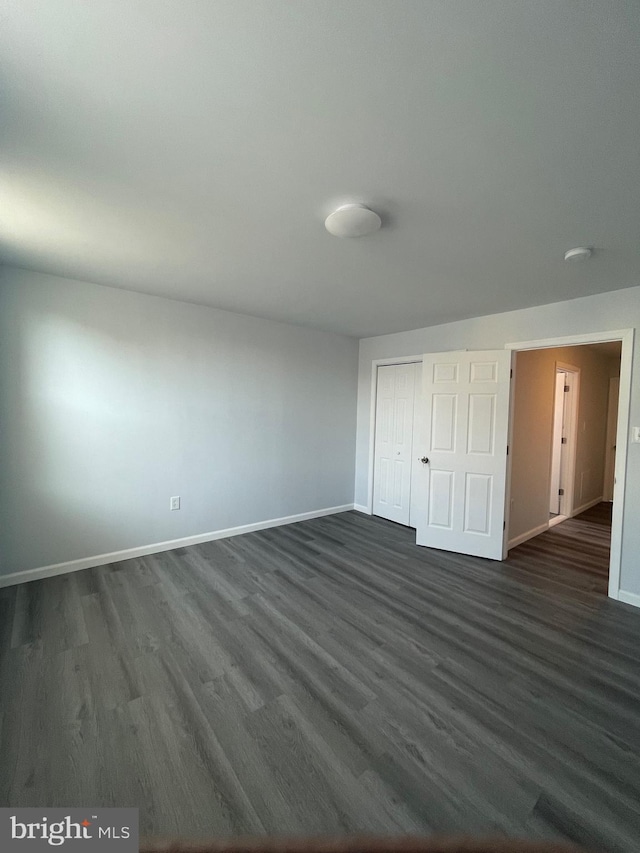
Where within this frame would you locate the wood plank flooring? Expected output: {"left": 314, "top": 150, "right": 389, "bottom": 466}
{"left": 509, "top": 503, "right": 613, "bottom": 595}
{"left": 1, "top": 505, "right": 639, "bottom": 851}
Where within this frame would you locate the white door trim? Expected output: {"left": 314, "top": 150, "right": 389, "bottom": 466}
{"left": 364, "top": 355, "right": 423, "bottom": 514}
{"left": 603, "top": 376, "right": 620, "bottom": 503}
{"left": 505, "top": 329, "right": 634, "bottom": 602}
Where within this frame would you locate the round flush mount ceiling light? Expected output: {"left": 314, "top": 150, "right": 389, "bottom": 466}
{"left": 564, "top": 247, "right": 593, "bottom": 261}
{"left": 324, "top": 204, "right": 382, "bottom": 238}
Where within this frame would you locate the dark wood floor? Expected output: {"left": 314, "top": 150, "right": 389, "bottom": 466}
{"left": 2, "top": 504, "right": 639, "bottom": 851}
{"left": 509, "top": 502, "right": 613, "bottom": 596}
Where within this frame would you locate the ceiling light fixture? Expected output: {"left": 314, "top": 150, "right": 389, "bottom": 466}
{"left": 324, "top": 204, "right": 382, "bottom": 238}
{"left": 564, "top": 247, "right": 593, "bottom": 261}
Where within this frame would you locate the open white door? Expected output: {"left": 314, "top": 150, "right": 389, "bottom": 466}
{"left": 415, "top": 350, "right": 512, "bottom": 560}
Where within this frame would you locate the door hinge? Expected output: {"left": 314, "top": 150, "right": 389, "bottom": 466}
{"left": 503, "top": 521, "right": 506, "bottom": 531}
{"left": 506, "top": 445, "right": 509, "bottom": 455}
{"left": 561, "top": 437, "right": 567, "bottom": 444}
{"left": 558, "top": 488, "right": 565, "bottom": 496}
{"left": 564, "top": 385, "right": 570, "bottom": 392}
{"left": 510, "top": 369, "right": 513, "bottom": 379}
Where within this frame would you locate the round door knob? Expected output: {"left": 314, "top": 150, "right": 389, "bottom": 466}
{"left": 420, "top": 456, "right": 430, "bottom": 464}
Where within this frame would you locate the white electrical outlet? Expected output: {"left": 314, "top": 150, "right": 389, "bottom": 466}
{"left": 633, "top": 427, "right": 640, "bottom": 444}
{"left": 170, "top": 496, "right": 180, "bottom": 511}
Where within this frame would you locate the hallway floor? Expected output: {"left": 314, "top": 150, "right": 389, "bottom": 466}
{"left": 508, "top": 502, "right": 612, "bottom": 595}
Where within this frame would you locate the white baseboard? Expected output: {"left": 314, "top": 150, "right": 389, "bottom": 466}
{"left": 617, "top": 590, "right": 640, "bottom": 610}
{"left": 571, "top": 495, "right": 604, "bottom": 517}
{"left": 353, "top": 504, "right": 371, "bottom": 515}
{"left": 0, "top": 504, "right": 355, "bottom": 589}
{"left": 508, "top": 522, "right": 549, "bottom": 550}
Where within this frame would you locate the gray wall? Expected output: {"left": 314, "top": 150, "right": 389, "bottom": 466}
{"left": 0, "top": 267, "right": 358, "bottom": 576}
{"left": 356, "top": 285, "right": 640, "bottom": 596}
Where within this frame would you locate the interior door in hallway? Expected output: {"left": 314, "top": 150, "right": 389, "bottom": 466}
{"left": 549, "top": 370, "right": 568, "bottom": 515}
{"left": 415, "top": 350, "right": 512, "bottom": 560}
{"left": 372, "top": 362, "right": 419, "bottom": 525}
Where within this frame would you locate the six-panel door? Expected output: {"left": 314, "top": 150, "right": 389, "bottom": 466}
{"left": 415, "top": 350, "right": 512, "bottom": 560}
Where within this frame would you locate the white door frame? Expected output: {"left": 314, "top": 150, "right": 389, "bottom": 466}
{"left": 603, "top": 376, "right": 621, "bottom": 503}
{"left": 505, "top": 329, "right": 634, "bottom": 602}
{"left": 363, "top": 356, "right": 423, "bottom": 515}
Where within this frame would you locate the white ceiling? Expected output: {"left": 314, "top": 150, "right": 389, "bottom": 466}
{"left": 1, "top": 1, "right": 639, "bottom": 338}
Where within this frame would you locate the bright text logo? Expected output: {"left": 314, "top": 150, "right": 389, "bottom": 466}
{"left": 1, "top": 809, "right": 138, "bottom": 852}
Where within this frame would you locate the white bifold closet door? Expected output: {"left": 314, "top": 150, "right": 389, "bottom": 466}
{"left": 372, "top": 363, "right": 419, "bottom": 526}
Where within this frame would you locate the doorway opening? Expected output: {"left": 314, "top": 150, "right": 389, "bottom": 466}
{"left": 506, "top": 339, "right": 623, "bottom": 596}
